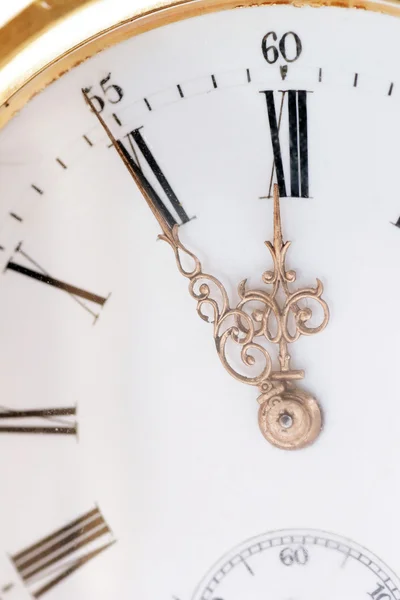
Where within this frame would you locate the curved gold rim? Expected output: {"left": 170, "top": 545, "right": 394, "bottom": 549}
{"left": 1, "top": 0, "right": 400, "bottom": 129}
{"left": 0, "top": 0, "right": 97, "bottom": 72}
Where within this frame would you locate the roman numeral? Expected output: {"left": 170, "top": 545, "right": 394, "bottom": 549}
{"left": 117, "top": 128, "right": 191, "bottom": 229}
{"left": 262, "top": 90, "right": 309, "bottom": 198}
{"left": 5, "top": 244, "right": 108, "bottom": 323}
{"left": 11, "top": 507, "right": 115, "bottom": 598}
{"left": 0, "top": 407, "right": 77, "bottom": 435}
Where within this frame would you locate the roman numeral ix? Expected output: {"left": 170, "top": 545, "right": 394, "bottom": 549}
{"left": 262, "top": 90, "right": 310, "bottom": 198}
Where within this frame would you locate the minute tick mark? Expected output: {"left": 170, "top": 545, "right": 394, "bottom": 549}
{"left": 341, "top": 548, "right": 351, "bottom": 568}
{"left": 241, "top": 556, "right": 254, "bottom": 575}
{"left": 9, "top": 213, "right": 22, "bottom": 222}
{"left": 112, "top": 113, "right": 122, "bottom": 126}
{"left": 31, "top": 184, "right": 43, "bottom": 195}
{"left": 83, "top": 134, "right": 93, "bottom": 146}
{"left": 56, "top": 157, "right": 67, "bottom": 169}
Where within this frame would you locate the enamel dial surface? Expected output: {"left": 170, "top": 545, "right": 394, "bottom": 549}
{"left": 193, "top": 530, "right": 400, "bottom": 600}
{"left": 0, "top": 2, "right": 400, "bottom": 599}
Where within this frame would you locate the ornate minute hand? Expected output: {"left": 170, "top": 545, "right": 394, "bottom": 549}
{"left": 158, "top": 185, "right": 329, "bottom": 450}
{"left": 84, "top": 91, "right": 330, "bottom": 450}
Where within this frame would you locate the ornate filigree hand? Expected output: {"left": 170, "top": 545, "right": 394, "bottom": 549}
{"left": 84, "top": 90, "right": 330, "bottom": 450}
{"left": 160, "top": 185, "right": 329, "bottom": 450}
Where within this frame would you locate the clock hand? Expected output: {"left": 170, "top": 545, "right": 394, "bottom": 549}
{"left": 264, "top": 184, "right": 305, "bottom": 377}
{"left": 84, "top": 92, "right": 329, "bottom": 451}
{"left": 273, "top": 180, "right": 284, "bottom": 251}
{"left": 82, "top": 90, "right": 172, "bottom": 237}
{"left": 162, "top": 186, "right": 329, "bottom": 451}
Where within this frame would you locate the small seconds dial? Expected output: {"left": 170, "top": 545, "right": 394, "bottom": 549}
{"left": 193, "top": 529, "right": 400, "bottom": 600}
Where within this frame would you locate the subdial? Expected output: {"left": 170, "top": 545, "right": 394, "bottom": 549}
{"left": 192, "top": 529, "right": 400, "bottom": 600}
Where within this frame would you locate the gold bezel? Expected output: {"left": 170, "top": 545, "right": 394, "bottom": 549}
{"left": 0, "top": 0, "right": 97, "bottom": 71}
{"left": 1, "top": 0, "right": 400, "bottom": 129}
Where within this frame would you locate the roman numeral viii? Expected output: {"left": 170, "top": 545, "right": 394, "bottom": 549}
{"left": 117, "top": 128, "right": 191, "bottom": 229}
{"left": 262, "top": 90, "right": 310, "bottom": 198}
{"left": 11, "top": 507, "right": 115, "bottom": 598}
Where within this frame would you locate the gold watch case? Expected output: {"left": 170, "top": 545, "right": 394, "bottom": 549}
{"left": 1, "top": 0, "right": 400, "bottom": 129}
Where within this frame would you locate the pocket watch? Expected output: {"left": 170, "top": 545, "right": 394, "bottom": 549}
{"left": 0, "top": 0, "right": 399, "bottom": 597}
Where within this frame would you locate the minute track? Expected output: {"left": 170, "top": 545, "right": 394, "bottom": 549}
{"left": 193, "top": 529, "right": 400, "bottom": 600}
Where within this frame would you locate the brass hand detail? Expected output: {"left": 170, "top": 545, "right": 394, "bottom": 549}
{"left": 84, "top": 91, "right": 330, "bottom": 450}
{"left": 160, "top": 185, "right": 329, "bottom": 450}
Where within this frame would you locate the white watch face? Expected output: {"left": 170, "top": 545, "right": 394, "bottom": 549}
{"left": 0, "top": 2, "right": 400, "bottom": 598}
{"left": 193, "top": 529, "right": 400, "bottom": 600}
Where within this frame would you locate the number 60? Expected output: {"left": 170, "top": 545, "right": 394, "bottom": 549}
{"left": 279, "top": 546, "right": 309, "bottom": 566}
{"left": 262, "top": 31, "right": 302, "bottom": 64}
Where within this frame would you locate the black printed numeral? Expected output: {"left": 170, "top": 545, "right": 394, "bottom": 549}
{"left": 118, "top": 128, "right": 191, "bottom": 228}
{"left": 279, "top": 546, "right": 309, "bottom": 566}
{"left": 262, "top": 90, "right": 309, "bottom": 198}
{"left": 262, "top": 32, "right": 303, "bottom": 65}
{"left": 83, "top": 73, "right": 124, "bottom": 113}
{"left": 0, "top": 407, "right": 77, "bottom": 435}
{"left": 5, "top": 243, "right": 108, "bottom": 323}
{"left": 11, "top": 507, "right": 115, "bottom": 598}
{"left": 368, "top": 583, "right": 392, "bottom": 599}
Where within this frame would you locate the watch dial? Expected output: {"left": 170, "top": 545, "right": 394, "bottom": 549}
{"left": 0, "top": 2, "right": 399, "bottom": 598}
{"left": 193, "top": 529, "right": 400, "bottom": 600}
